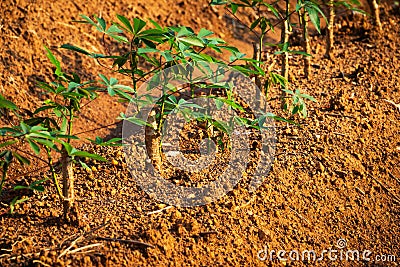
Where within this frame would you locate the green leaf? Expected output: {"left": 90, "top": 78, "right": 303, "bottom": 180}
{"left": 14, "top": 185, "right": 29, "bottom": 190}
{"left": 292, "top": 105, "right": 300, "bottom": 115}
{"left": 12, "top": 152, "right": 30, "bottom": 165}
{"left": 0, "top": 99, "right": 17, "bottom": 110}
{"left": 263, "top": 113, "right": 298, "bottom": 125}
{"left": 0, "top": 140, "right": 17, "bottom": 149}
{"left": 306, "top": 5, "right": 321, "bottom": 33}
{"left": 211, "top": 120, "right": 232, "bottom": 134}
{"left": 62, "top": 142, "right": 74, "bottom": 155}
{"left": 79, "top": 15, "right": 97, "bottom": 28}
{"left": 20, "top": 122, "right": 30, "bottom": 134}
{"left": 125, "top": 116, "right": 153, "bottom": 127}
{"left": 133, "top": 18, "right": 147, "bottom": 34}
{"left": 79, "top": 160, "right": 91, "bottom": 172}
{"left": 149, "top": 19, "right": 162, "bottom": 30}
{"left": 33, "top": 138, "right": 57, "bottom": 149}
{"left": 95, "top": 15, "right": 106, "bottom": 31}
{"left": 30, "top": 185, "right": 45, "bottom": 192}
{"left": 214, "top": 98, "right": 224, "bottom": 109}
{"left": 263, "top": 2, "right": 280, "bottom": 18}
{"left": 231, "top": 3, "right": 238, "bottom": 14}
{"left": 99, "top": 74, "right": 109, "bottom": 85}
{"left": 160, "top": 51, "right": 174, "bottom": 62}
{"left": 250, "top": 17, "right": 261, "bottom": 30}
{"left": 137, "top": 47, "right": 160, "bottom": 54}
{"left": 176, "top": 26, "right": 194, "bottom": 37}
{"left": 60, "top": 44, "right": 90, "bottom": 56}
{"left": 197, "top": 28, "right": 214, "bottom": 38}
{"left": 210, "top": 0, "right": 228, "bottom": 5}
{"left": 109, "top": 78, "right": 118, "bottom": 86}
{"left": 44, "top": 46, "right": 62, "bottom": 76}
{"left": 4, "top": 150, "right": 13, "bottom": 163}
{"left": 108, "top": 34, "right": 129, "bottom": 43}
{"left": 71, "top": 150, "right": 106, "bottom": 161}
{"left": 177, "top": 36, "right": 204, "bottom": 47}
{"left": 106, "top": 24, "right": 123, "bottom": 34}
{"left": 270, "top": 72, "right": 287, "bottom": 87}
{"left": 113, "top": 84, "right": 134, "bottom": 91}
{"left": 116, "top": 14, "right": 134, "bottom": 33}
{"left": 287, "top": 50, "right": 311, "bottom": 56}
{"left": 27, "top": 139, "right": 40, "bottom": 155}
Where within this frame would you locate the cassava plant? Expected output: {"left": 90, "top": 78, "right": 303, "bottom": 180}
{"left": 279, "top": 0, "right": 291, "bottom": 88}
{"left": 210, "top": 0, "right": 323, "bottom": 117}
{"left": 324, "top": 0, "right": 365, "bottom": 60}
{"left": 0, "top": 47, "right": 126, "bottom": 223}
{"left": 61, "top": 14, "right": 293, "bottom": 174}
{"left": 295, "top": 0, "right": 329, "bottom": 78}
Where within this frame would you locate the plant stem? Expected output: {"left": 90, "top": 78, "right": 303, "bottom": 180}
{"left": 325, "top": 0, "right": 335, "bottom": 60}
{"left": 61, "top": 146, "right": 75, "bottom": 221}
{"left": 0, "top": 164, "right": 9, "bottom": 195}
{"left": 46, "top": 148, "right": 63, "bottom": 198}
{"left": 130, "top": 39, "right": 138, "bottom": 97}
{"left": 62, "top": 107, "right": 76, "bottom": 222}
{"left": 367, "top": 0, "right": 382, "bottom": 32}
{"left": 253, "top": 42, "right": 262, "bottom": 110}
{"left": 280, "top": 0, "right": 291, "bottom": 108}
{"left": 300, "top": 8, "right": 311, "bottom": 78}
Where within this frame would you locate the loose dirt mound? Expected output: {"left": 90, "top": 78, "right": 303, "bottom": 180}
{"left": 1, "top": 0, "right": 400, "bottom": 266}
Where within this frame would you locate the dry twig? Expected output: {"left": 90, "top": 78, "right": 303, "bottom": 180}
{"left": 289, "top": 206, "right": 310, "bottom": 225}
{"left": 147, "top": 205, "right": 173, "bottom": 215}
{"left": 95, "top": 236, "right": 155, "bottom": 248}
